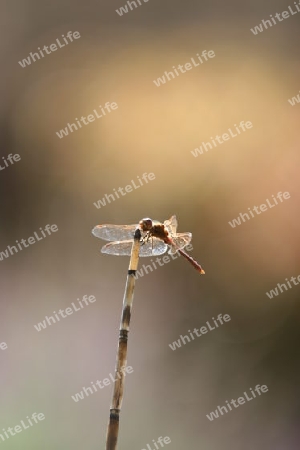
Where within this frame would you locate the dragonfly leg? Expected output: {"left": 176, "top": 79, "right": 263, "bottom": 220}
{"left": 140, "top": 234, "right": 148, "bottom": 246}
{"left": 141, "top": 231, "right": 151, "bottom": 245}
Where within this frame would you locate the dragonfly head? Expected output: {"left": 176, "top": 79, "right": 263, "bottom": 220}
{"left": 139, "top": 218, "right": 153, "bottom": 232}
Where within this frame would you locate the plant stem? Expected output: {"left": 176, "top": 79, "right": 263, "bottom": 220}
{"left": 105, "top": 227, "right": 141, "bottom": 450}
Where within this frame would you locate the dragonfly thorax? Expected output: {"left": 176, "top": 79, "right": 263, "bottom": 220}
{"left": 139, "top": 218, "right": 169, "bottom": 242}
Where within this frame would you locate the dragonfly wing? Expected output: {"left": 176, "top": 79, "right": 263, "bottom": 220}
{"left": 92, "top": 224, "right": 137, "bottom": 242}
{"left": 164, "top": 215, "right": 178, "bottom": 234}
{"left": 101, "top": 240, "right": 133, "bottom": 256}
{"left": 168, "top": 232, "right": 192, "bottom": 254}
{"left": 101, "top": 238, "right": 168, "bottom": 257}
{"left": 143, "top": 238, "right": 168, "bottom": 256}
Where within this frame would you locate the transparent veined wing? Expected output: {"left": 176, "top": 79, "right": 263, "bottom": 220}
{"left": 100, "top": 238, "right": 168, "bottom": 257}
{"left": 168, "top": 232, "right": 192, "bottom": 254}
{"left": 163, "top": 215, "right": 178, "bottom": 235}
{"left": 92, "top": 224, "right": 138, "bottom": 242}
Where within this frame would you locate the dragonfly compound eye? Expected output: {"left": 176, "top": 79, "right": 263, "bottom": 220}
{"left": 139, "top": 218, "right": 153, "bottom": 231}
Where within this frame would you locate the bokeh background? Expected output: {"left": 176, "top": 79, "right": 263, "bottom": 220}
{"left": 0, "top": 0, "right": 300, "bottom": 448}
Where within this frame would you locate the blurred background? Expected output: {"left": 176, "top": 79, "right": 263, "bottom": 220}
{"left": 0, "top": 0, "right": 300, "bottom": 448}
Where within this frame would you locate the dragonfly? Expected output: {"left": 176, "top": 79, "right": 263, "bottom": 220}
{"left": 92, "top": 215, "right": 205, "bottom": 274}
{"left": 93, "top": 216, "right": 204, "bottom": 449}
